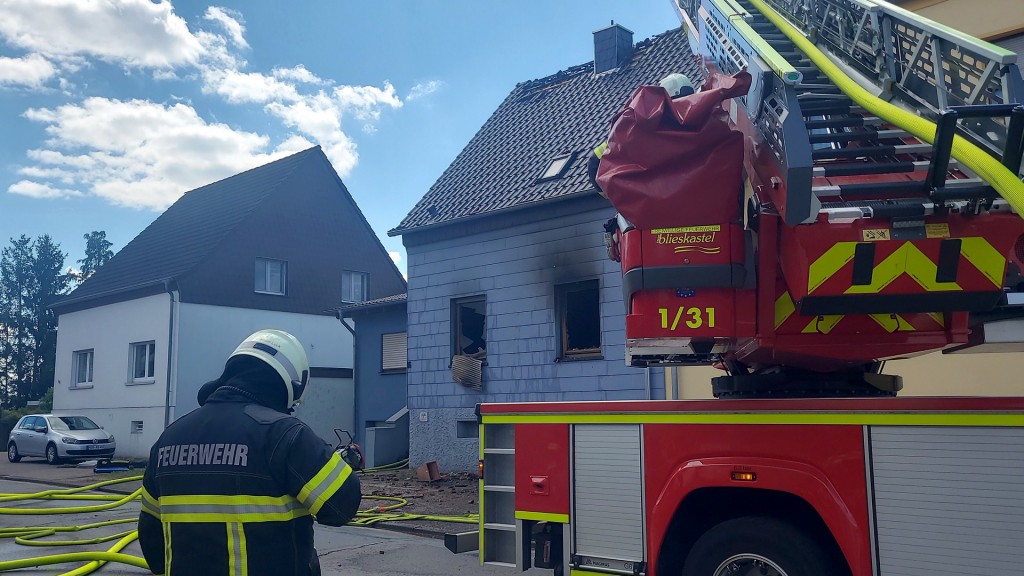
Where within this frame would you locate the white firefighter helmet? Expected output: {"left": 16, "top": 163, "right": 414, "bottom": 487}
{"left": 230, "top": 329, "right": 310, "bottom": 408}
{"left": 659, "top": 73, "right": 695, "bottom": 98}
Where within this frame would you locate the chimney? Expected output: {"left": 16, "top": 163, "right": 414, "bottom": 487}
{"left": 593, "top": 21, "right": 634, "bottom": 74}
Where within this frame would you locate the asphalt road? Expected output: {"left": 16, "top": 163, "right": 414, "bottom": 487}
{"left": 0, "top": 478, "right": 542, "bottom": 576}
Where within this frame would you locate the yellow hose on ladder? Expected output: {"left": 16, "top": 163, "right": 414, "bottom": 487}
{"left": 745, "top": 0, "right": 1024, "bottom": 217}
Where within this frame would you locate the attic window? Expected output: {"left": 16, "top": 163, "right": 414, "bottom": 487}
{"left": 255, "top": 258, "right": 287, "bottom": 295}
{"left": 537, "top": 152, "right": 575, "bottom": 182}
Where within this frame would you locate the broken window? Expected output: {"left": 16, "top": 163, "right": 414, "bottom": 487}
{"left": 452, "top": 296, "right": 487, "bottom": 358}
{"left": 557, "top": 280, "right": 601, "bottom": 359}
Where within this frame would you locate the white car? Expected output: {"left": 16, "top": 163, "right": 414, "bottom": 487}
{"left": 7, "top": 414, "right": 116, "bottom": 464}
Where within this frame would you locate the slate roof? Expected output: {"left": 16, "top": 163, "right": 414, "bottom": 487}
{"left": 54, "top": 147, "right": 336, "bottom": 309}
{"left": 390, "top": 26, "right": 698, "bottom": 235}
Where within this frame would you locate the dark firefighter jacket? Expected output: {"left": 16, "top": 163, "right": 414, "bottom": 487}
{"left": 138, "top": 366, "right": 360, "bottom": 576}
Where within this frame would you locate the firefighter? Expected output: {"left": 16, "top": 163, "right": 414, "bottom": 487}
{"left": 138, "top": 329, "right": 361, "bottom": 576}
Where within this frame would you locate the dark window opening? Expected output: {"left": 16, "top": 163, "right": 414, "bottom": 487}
{"left": 452, "top": 296, "right": 487, "bottom": 359}
{"left": 456, "top": 420, "right": 476, "bottom": 439}
{"left": 557, "top": 280, "right": 601, "bottom": 359}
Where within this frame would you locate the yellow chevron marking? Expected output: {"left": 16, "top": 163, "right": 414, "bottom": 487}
{"left": 843, "top": 243, "right": 961, "bottom": 294}
{"left": 959, "top": 237, "right": 1005, "bottom": 287}
{"left": 869, "top": 314, "right": 916, "bottom": 333}
{"left": 927, "top": 312, "right": 945, "bottom": 326}
{"left": 808, "top": 243, "right": 857, "bottom": 293}
{"left": 802, "top": 315, "right": 844, "bottom": 334}
{"left": 810, "top": 238, "right": 1004, "bottom": 296}
{"left": 774, "top": 292, "right": 796, "bottom": 329}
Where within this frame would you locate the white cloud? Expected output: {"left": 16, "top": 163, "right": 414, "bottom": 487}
{"left": 406, "top": 80, "right": 444, "bottom": 101}
{"left": 0, "top": 53, "right": 57, "bottom": 88}
{"left": 388, "top": 251, "right": 401, "bottom": 265}
{"left": 204, "top": 7, "right": 248, "bottom": 50}
{"left": 273, "top": 65, "right": 323, "bottom": 85}
{"left": 0, "top": 0, "right": 204, "bottom": 69}
{"left": 207, "top": 69, "right": 301, "bottom": 104}
{"left": 14, "top": 97, "right": 295, "bottom": 210}
{"left": 6, "top": 3, "right": 406, "bottom": 209}
{"left": 8, "top": 180, "right": 82, "bottom": 199}
{"left": 334, "top": 83, "right": 402, "bottom": 122}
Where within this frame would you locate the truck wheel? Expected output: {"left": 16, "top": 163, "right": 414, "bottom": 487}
{"left": 681, "top": 517, "right": 837, "bottom": 576}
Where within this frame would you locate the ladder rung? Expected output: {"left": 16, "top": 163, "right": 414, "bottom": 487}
{"left": 813, "top": 159, "right": 953, "bottom": 175}
{"left": 813, "top": 145, "right": 897, "bottom": 159}
{"left": 484, "top": 523, "right": 516, "bottom": 532}
{"left": 813, "top": 143, "right": 931, "bottom": 160}
{"left": 805, "top": 116, "right": 883, "bottom": 129}
{"left": 814, "top": 181, "right": 928, "bottom": 197}
{"left": 483, "top": 448, "right": 514, "bottom": 454}
{"left": 814, "top": 162, "right": 916, "bottom": 176}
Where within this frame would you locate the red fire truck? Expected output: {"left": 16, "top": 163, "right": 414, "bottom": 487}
{"left": 451, "top": 1, "right": 1024, "bottom": 575}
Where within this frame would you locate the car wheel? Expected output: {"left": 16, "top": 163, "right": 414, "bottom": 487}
{"left": 7, "top": 442, "right": 20, "bottom": 463}
{"left": 681, "top": 517, "right": 839, "bottom": 576}
{"left": 45, "top": 443, "right": 61, "bottom": 465}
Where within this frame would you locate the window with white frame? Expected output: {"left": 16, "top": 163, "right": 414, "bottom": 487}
{"left": 381, "top": 332, "right": 407, "bottom": 372}
{"left": 72, "top": 349, "right": 94, "bottom": 388}
{"left": 255, "top": 258, "right": 287, "bottom": 295}
{"left": 129, "top": 341, "right": 156, "bottom": 383}
{"left": 342, "top": 270, "right": 368, "bottom": 302}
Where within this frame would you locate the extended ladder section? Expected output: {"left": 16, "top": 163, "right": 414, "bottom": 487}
{"left": 680, "top": 0, "right": 1024, "bottom": 226}
{"left": 613, "top": 0, "right": 1024, "bottom": 378}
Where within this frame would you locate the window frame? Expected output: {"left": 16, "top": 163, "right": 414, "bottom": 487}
{"left": 341, "top": 270, "right": 369, "bottom": 303}
{"left": 555, "top": 279, "right": 603, "bottom": 361}
{"left": 451, "top": 295, "right": 487, "bottom": 359}
{"left": 381, "top": 331, "right": 408, "bottom": 374}
{"left": 128, "top": 341, "right": 157, "bottom": 384}
{"left": 72, "top": 349, "right": 94, "bottom": 388}
{"left": 255, "top": 257, "right": 287, "bottom": 295}
{"left": 536, "top": 151, "right": 577, "bottom": 183}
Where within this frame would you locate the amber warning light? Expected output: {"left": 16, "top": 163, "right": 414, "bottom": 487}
{"left": 478, "top": 459, "right": 485, "bottom": 480}
{"left": 731, "top": 471, "right": 757, "bottom": 482}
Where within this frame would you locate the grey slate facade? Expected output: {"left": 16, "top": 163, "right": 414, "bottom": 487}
{"left": 393, "top": 26, "right": 697, "bottom": 471}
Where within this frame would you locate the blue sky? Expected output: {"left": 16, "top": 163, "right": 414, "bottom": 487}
{"left": 0, "top": 0, "right": 681, "bottom": 275}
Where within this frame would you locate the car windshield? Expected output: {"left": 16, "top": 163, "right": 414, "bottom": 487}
{"left": 50, "top": 416, "right": 100, "bottom": 431}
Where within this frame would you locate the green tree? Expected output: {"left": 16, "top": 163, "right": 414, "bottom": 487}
{"left": 76, "top": 230, "right": 114, "bottom": 284}
{"left": 31, "top": 235, "right": 72, "bottom": 400}
{"left": 0, "top": 235, "right": 71, "bottom": 408}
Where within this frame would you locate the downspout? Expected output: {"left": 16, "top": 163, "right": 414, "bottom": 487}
{"left": 337, "top": 312, "right": 357, "bottom": 443}
{"left": 163, "top": 280, "right": 178, "bottom": 429}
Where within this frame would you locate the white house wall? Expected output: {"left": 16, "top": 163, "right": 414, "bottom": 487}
{"left": 173, "top": 303, "right": 353, "bottom": 445}
{"left": 53, "top": 293, "right": 171, "bottom": 458}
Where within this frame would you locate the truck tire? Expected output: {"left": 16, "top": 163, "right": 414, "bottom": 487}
{"left": 681, "top": 517, "right": 837, "bottom": 576}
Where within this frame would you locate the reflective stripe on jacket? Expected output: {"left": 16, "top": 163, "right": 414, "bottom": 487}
{"left": 138, "top": 388, "right": 360, "bottom": 575}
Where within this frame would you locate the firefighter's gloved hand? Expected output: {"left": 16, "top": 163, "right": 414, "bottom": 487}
{"left": 337, "top": 443, "right": 364, "bottom": 471}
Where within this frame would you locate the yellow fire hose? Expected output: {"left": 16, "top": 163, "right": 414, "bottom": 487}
{"left": 0, "top": 463, "right": 477, "bottom": 575}
{"left": 746, "top": 0, "right": 1024, "bottom": 216}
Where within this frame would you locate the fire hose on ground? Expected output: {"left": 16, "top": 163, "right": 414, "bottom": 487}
{"left": 0, "top": 459, "right": 478, "bottom": 575}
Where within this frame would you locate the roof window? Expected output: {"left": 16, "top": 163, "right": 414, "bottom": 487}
{"left": 537, "top": 152, "right": 576, "bottom": 183}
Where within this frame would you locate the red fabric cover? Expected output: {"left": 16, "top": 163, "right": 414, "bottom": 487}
{"left": 596, "top": 70, "right": 752, "bottom": 229}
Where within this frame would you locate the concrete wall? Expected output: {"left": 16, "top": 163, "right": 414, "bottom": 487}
{"left": 405, "top": 205, "right": 662, "bottom": 471}
{"left": 54, "top": 298, "right": 355, "bottom": 459}
{"left": 174, "top": 303, "right": 352, "bottom": 445}
{"left": 53, "top": 294, "right": 171, "bottom": 458}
